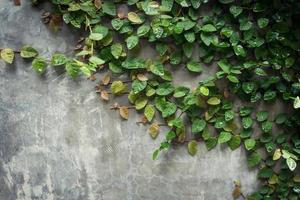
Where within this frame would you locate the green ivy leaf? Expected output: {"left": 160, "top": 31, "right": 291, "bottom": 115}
{"left": 187, "top": 60, "right": 203, "bottom": 73}
{"left": 20, "top": 46, "right": 38, "bottom": 58}
{"left": 173, "top": 86, "right": 190, "bottom": 98}
{"left": 102, "top": 1, "right": 116, "bottom": 16}
{"left": 192, "top": 118, "right": 206, "bottom": 133}
{"left": 126, "top": 35, "right": 139, "bottom": 49}
{"left": 132, "top": 80, "right": 147, "bottom": 94}
{"left": 128, "top": 12, "right": 143, "bottom": 24}
{"left": 32, "top": 57, "right": 47, "bottom": 74}
{"left": 229, "top": 5, "right": 243, "bottom": 18}
{"left": 201, "top": 24, "right": 217, "bottom": 32}
{"left": 137, "top": 24, "right": 151, "bottom": 37}
{"left": 244, "top": 139, "right": 256, "bottom": 150}
{"left": 228, "top": 135, "right": 241, "bottom": 150}
{"left": 135, "top": 96, "right": 148, "bottom": 110}
{"left": 111, "top": 81, "right": 127, "bottom": 95}
{"left": 156, "top": 83, "right": 174, "bottom": 96}
{"left": 111, "top": 43, "right": 123, "bottom": 59}
{"left": 256, "top": 111, "right": 268, "bottom": 122}
{"left": 89, "top": 56, "right": 105, "bottom": 65}
{"left": 51, "top": 53, "right": 67, "bottom": 66}
{"left": 150, "top": 61, "right": 164, "bottom": 76}
{"left": 205, "top": 137, "right": 218, "bottom": 151}
{"left": 144, "top": 104, "right": 155, "bottom": 122}
{"left": 207, "top": 97, "right": 221, "bottom": 105}
{"left": 242, "top": 117, "right": 253, "bottom": 129}
{"left": 257, "top": 18, "right": 269, "bottom": 28}
{"left": 218, "top": 131, "right": 232, "bottom": 144}
{"left": 287, "top": 158, "right": 297, "bottom": 171}
{"left": 247, "top": 152, "right": 262, "bottom": 167}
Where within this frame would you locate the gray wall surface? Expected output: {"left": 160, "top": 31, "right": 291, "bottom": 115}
{"left": 0, "top": 1, "right": 258, "bottom": 200}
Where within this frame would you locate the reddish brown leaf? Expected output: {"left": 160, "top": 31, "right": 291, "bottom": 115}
{"left": 100, "top": 90, "right": 109, "bottom": 101}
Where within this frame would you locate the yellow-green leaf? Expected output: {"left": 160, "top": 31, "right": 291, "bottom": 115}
{"left": 273, "top": 149, "right": 282, "bottom": 160}
{"left": 128, "top": 12, "right": 143, "bottom": 24}
{"left": 1, "top": 48, "right": 14, "bottom": 64}
{"left": 135, "top": 96, "right": 148, "bottom": 110}
{"left": 207, "top": 97, "right": 221, "bottom": 105}
{"left": 148, "top": 123, "right": 159, "bottom": 139}
{"left": 188, "top": 140, "right": 198, "bottom": 156}
{"left": 110, "top": 81, "right": 127, "bottom": 95}
{"left": 144, "top": 104, "right": 155, "bottom": 122}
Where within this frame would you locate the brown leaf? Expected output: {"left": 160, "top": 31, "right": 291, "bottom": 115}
{"left": 13, "top": 0, "right": 21, "bottom": 6}
{"left": 111, "top": 102, "right": 120, "bottom": 109}
{"left": 100, "top": 90, "right": 109, "bottom": 101}
{"left": 148, "top": 123, "right": 159, "bottom": 139}
{"left": 89, "top": 74, "right": 96, "bottom": 81}
{"left": 119, "top": 106, "right": 129, "bottom": 120}
{"left": 117, "top": 9, "right": 126, "bottom": 19}
{"left": 102, "top": 74, "right": 111, "bottom": 85}
{"left": 49, "top": 14, "right": 62, "bottom": 31}
{"left": 176, "top": 127, "right": 186, "bottom": 143}
{"left": 137, "top": 73, "right": 148, "bottom": 81}
{"left": 94, "top": 0, "right": 102, "bottom": 9}
{"left": 139, "top": 115, "right": 148, "bottom": 124}
{"left": 232, "top": 187, "right": 241, "bottom": 199}
{"left": 224, "top": 88, "right": 230, "bottom": 98}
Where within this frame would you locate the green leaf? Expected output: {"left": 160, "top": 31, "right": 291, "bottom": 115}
{"left": 256, "top": 111, "right": 268, "bottom": 122}
{"left": 173, "top": 86, "right": 190, "bottom": 98}
{"left": 247, "top": 152, "right": 262, "bottom": 167}
{"left": 258, "top": 167, "right": 273, "bottom": 178}
{"left": 244, "top": 139, "right": 256, "bottom": 150}
{"left": 111, "top": 81, "right": 127, "bottom": 95}
{"left": 128, "top": 12, "right": 143, "bottom": 24}
{"left": 135, "top": 96, "right": 148, "bottom": 110}
{"left": 242, "top": 117, "right": 253, "bottom": 129}
{"left": 192, "top": 118, "right": 206, "bottom": 133}
{"left": 229, "top": 5, "right": 242, "bottom": 18}
{"left": 188, "top": 140, "right": 198, "bottom": 156}
{"left": 294, "top": 97, "right": 300, "bottom": 109}
{"left": 227, "top": 75, "right": 239, "bottom": 83}
{"left": 161, "top": 0, "right": 174, "bottom": 11}
{"left": 137, "top": 24, "right": 151, "bottom": 37}
{"left": 150, "top": 61, "right": 164, "bottom": 76}
{"left": 205, "top": 137, "right": 218, "bottom": 151}
{"left": 0, "top": 48, "right": 14, "bottom": 64}
{"left": 102, "top": 1, "right": 116, "bottom": 16}
{"left": 122, "top": 58, "right": 145, "bottom": 69}
{"left": 207, "top": 97, "right": 221, "bottom": 105}
{"left": 228, "top": 135, "right": 241, "bottom": 150}
{"left": 217, "top": 59, "right": 230, "bottom": 73}
{"left": 20, "top": 46, "right": 38, "bottom": 58}
{"left": 199, "top": 86, "right": 209, "bottom": 96}
{"left": 218, "top": 131, "right": 232, "bottom": 144}
{"left": 132, "top": 80, "right": 147, "bottom": 94}
{"left": 233, "top": 45, "right": 246, "bottom": 57}
{"left": 89, "top": 56, "right": 105, "bottom": 65}
{"left": 126, "top": 35, "right": 139, "bottom": 50}
{"left": 32, "top": 57, "right": 47, "bottom": 74}
{"left": 89, "top": 33, "right": 104, "bottom": 41}
{"left": 156, "top": 83, "right": 174, "bottom": 96}
{"left": 155, "top": 97, "right": 176, "bottom": 118}
{"left": 152, "top": 149, "right": 160, "bottom": 160}
{"left": 111, "top": 43, "right": 123, "bottom": 59}
{"left": 187, "top": 60, "right": 203, "bottom": 73}
{"left": 225, "top": 110, "right": 234, "bottom": 121}
{"left": 257, "top": 18, "right": 269, "bottom": 28}
{"left": 287, "top": 158, "right": 297, "bottom": 171}
{"left": 261, "top": 121, "right": 273, "bottom": 133}
{"left": 144, "top": 104, "right": 155, "bottom": 122}
{"left": 239, "top": 18, "right": 253, "bottom": 31}
{"left": 242, "top": 82, "right": 255, "bottom": 94}
{"left": 201, "top": 24, "right": 217, "bottom": 32}
{"left": 51, "top": 53, "right": 67, "bottom": 66}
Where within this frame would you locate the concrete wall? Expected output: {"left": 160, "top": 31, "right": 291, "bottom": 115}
{"left": 0, "top": 1, "right": 258, "bottom": 199}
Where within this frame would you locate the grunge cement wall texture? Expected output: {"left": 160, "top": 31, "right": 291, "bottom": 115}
{"left": 0, "top": 1, "right": 258, "bottom": 199}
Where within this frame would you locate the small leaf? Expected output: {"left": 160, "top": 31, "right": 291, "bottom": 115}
{"left": 110, "top": 81, "right": 127, "bottom": 95}
{"left": 187, "top": 60, "right": 203, "bottom": 73}
{"left": 150, "top": 61, "right": 164, "bottom": 76}
{"left": 89, "top": 33, "right": 104, "bottom": 41}
{"left": 100, "top": 90, "right": 109, "bottom": 101}
{"left": 111, "top": 43, "right": 123, "bottom": 59}
{"left": 294, "top": 96, "right": 300, "bottom": 109}
{"left": 101, "top": 74, "right": 111, "bottom": 85}
{"left": 205, "top": 137, "right": 218, "bottom": 150}
{"left": 247, "top": 152, "right": 262, "bottom": 167}
{"left": 51, "top": 53, "right": 67, "bottom": 66}
{"left": 135, "top": 96, "right": 148, "bottom": 110}
{"left": 218, "top": 131, "right": 232, "bottom": 144}
{"left": 132, "top": 80, "right": 147, "bottom": 94}
{"left": 273, "top": 149, "right": 282, "bottom": 160}
{"left": 207, "top": 97, "right": 221, "bottom": 105}
{"left": 188, "top": 140, "right": 198, "bottom": 156}
{"left": 32, "top": 57, "right": 47, "bottom": 73}
{"left": 144, "top": 104, "right": 155, "bottom": 122}
{"left": 287, "top": 158, "right": 297, "bottom": 171}
{"left": 230, "top": 5, "right": 242, "bottom": 18}
{"left": 119, "top": 106, "right": 129, "bottom": 120}
{"left": 152, "top": 149, "right": 160, "bottom": 160}
{"left": 0, "top": 48, "right": 14, "bottom": 64}
{"left": 257, "top": 18, "right": 269, "bottom": 28}
{"left": 192, "top": 119, "right": 206, "bottom": 133}
{"left": 201, "top": 24, "right": 217, "bottom": 32}
{"left": 20, "top": 46, "right": 38, "bottom": 58}
{"left": 128, "top": 12, "right": 143, "bottom": 24}
{"left": 244, "top": 138, "right": 256, "bottom": 150}
{"left": 126, "top": 35, "right": 139, "bottom": 50}
{"left": 199, "top": 86, "right": 209, "bottom": 96}
{"left": 148, "top": 123, "right": 159, "bottom": 139}
{"left": 228, "top": 135, "right": 241, "bottom": 150}
{"left": 89, "top": 56, "right": 105, "bottom": 65}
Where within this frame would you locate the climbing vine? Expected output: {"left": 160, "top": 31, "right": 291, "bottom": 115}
{"left": 1, "top": 0, "right": 300, "bottom": 199}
